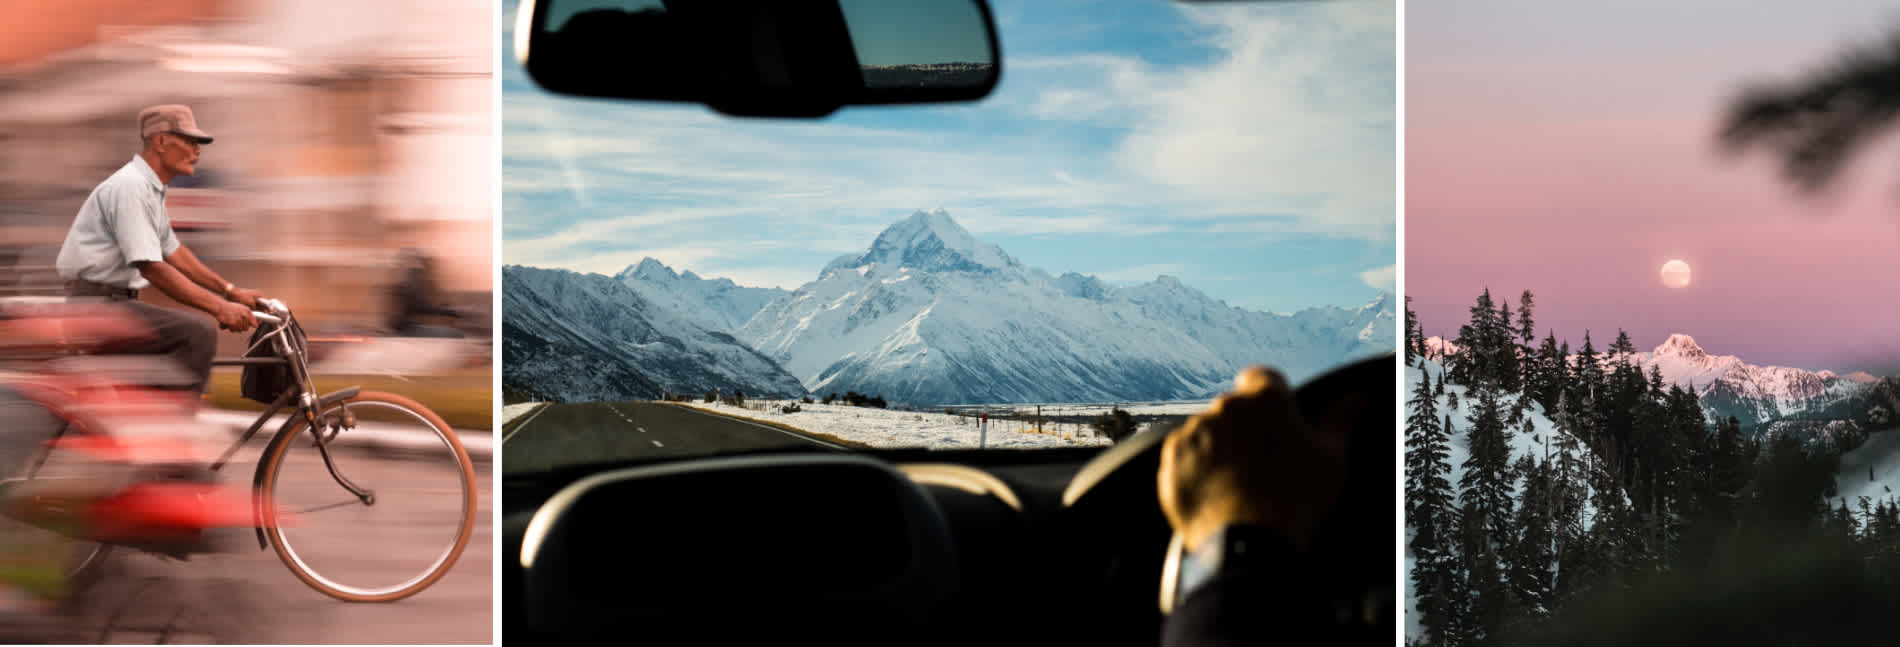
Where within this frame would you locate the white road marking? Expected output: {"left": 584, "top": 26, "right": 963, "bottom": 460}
{"left": 501, "top": 403, "right": 551, "bottom": 444}
{"left": 667, "top": 405, "right": 848, "bottom": 451}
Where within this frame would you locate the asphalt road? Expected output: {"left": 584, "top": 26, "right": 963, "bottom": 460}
{"left": 0, "top": 442, "right": 493, "bottom": 644}
{"left": 502, "top": 402, "right": 842, "bottom": 475}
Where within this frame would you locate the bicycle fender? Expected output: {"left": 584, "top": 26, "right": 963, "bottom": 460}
{"left": 252, "top": 413, "right": 306, "bottom": 550}
{"left": 318, "top": 387, "right": 361, "bottom": 408}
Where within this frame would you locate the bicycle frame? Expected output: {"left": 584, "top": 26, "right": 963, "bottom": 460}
{"left": 206, "top": 303, "right": 376, "bottom": 550}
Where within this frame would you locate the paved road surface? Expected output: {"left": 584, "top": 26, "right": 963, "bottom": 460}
{"left": 0, "top": 441, "right": 492, "bottom": 643}
{"left": 503, "top": 402, "right": 841, "bottom": 475}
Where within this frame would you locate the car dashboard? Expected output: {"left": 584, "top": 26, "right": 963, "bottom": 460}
{"left": 501, "top": 355, "right": 1394, "bottom": 646}
{"left": 501, "top": 444, "right": 1169, "bottom": 646}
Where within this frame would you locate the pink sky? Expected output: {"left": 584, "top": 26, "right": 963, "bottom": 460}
{"left": 1407, "top": 1, "right": 1900, "bottom": 375}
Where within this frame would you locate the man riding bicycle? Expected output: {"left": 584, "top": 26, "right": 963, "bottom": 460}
{"left": 54, "top": 104, "right": 270, "bottom": 409}
{"left": 0, "top": 105, "right": 280, "bottom": 613}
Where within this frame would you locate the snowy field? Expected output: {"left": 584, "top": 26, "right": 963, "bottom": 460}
{"left": 1835, "top": 428, "right": 1900, "bottom": 509}
{"left": 675, "top": 399, "right": 1120, "bottom": 449}
{"left": 501, "top": 402, "right": 541, "bottom": 425}
{"left": 942, "top": 401, "right": 1210, "bottom": 418}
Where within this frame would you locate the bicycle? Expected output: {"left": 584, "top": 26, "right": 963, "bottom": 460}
{"left": 0, "top": 296, "right": 477, "bottom": 603}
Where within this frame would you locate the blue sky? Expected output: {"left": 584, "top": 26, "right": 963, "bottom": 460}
{"left": 503, "top": 0, "right": 1395, "bottom": 314}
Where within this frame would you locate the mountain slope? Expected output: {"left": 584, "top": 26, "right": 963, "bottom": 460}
{"left": 613, "top": 258, "right": 789, "bottom": 332}
{"left": 1403, "top": 358, "right": 1612, "bottom": 641}
{"left": 740, "top": 208, "right": 1394, "bottom": 405}
{"left": 502, "top": 265, "right": 806, "bottom": 403}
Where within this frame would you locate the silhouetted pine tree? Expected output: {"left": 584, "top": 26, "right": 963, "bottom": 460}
{"left": 1451, "top": 289, "right": 1500, "bottom": 386}
{"left": 1510, "top": 453, "right": 1556, "bottom": 624}
{"left": 1406, "top": 296, "right": 1422, "bottom": 367}
{"left": 1463, "top": 386, "right": 1517, "bottom": 555}
{"left": 1517, "top": 290, "right": 1537, "bottom": 390}
{"left": 1407, "top": 366, "right": 1459, "bottom": 646}
{"left": 1497, "top": 301, "right": 1521, "bottom": 393}
{"left": 1460, "top": 499, "right": 1511, "bottom": 645}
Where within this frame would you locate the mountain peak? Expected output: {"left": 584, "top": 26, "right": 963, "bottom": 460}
{"left": 617, "top": 257, "right": 678, "bottom": 282}
{"left": 830, "top": 208, "right": 1014, "bottom": 275}
{"left": 1362, "top": 291, "right": 1394, "bottom": 312}
{"left": 879, "top": 208, "right": 976, "bottom": 253}
{"left": 1654, "top": 333, "right": 1705, "bottom": 358}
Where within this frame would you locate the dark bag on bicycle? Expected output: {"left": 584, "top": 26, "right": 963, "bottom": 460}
{"left": 240, "top": 315, "right": 308, "bottom": 405}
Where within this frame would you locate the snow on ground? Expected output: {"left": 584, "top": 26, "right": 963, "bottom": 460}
{"left": 1404, "top": 359, "right": 1609, "bottom": 642}
{"left": 944, "top": 401, "right": 1210, "bottom": 417}
{"left": 502, "top": 402, "right": 542, "bottom": 425}
{"left": 674, "top": 399, "right": 1117, "bottom": 449}
{"left": 1834, "top": 429, "right": 1900, "bottom": 509}
{"left": 1406, "top": 360, "right": 1605, "bottom": 526}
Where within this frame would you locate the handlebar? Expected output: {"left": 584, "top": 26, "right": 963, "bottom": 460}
{"left": 253, "top": 298, "right": 290, "bottom": 326}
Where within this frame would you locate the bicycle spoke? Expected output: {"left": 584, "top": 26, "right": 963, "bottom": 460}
{"left": 291, "top": 499, "right": 368, "bottom": 515}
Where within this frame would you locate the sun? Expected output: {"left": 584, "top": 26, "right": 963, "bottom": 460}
{"left": 1661, "top": 259, "right": 1691, "bottom": 289}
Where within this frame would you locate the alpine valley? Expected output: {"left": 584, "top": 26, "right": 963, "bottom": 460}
{"left": 505, "top": 209, "right": 1394, "bottom": 404}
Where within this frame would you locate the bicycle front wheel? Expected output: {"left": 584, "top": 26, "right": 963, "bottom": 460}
{"left": 257, "top": 391, "right": 477, "bottom": 602}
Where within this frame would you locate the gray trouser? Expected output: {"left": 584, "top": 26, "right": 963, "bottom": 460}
{"left": 65, "top": 281, "right": 217, "bottom": 397}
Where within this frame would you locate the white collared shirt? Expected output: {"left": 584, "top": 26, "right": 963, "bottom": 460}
{"left": 55, "top": 156, "right": 180, "bottom": 290}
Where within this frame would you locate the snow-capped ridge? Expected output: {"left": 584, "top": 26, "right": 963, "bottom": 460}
{"left": 1653, "top": 333, "right": 1708, "bottom": 359}
{"left": 826, "top": 209, "right": 1016, "bottom": 276}
{"left": 739, "top": 211, "right": 1393, "bottom": 405}
{"left": 612, "top": 258, "right": 790, "bottom": 333}
{"left": 1428, "top": 329, "right": 1889, "bottom": 431}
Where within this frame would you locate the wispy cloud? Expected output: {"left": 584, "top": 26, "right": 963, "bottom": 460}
{"left": 1005, "top": 2, "right": 1396, "bottom": 238}
{"left": 502, "top": 0, "right": 1393, "bottom": 311}
{"left": 1359, "top": 265, "right": 1396, "bottom": 292}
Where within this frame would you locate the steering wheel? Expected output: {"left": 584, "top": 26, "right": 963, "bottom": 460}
{"left": 1056, "top": 353, "right": 1396, "bottom": 633}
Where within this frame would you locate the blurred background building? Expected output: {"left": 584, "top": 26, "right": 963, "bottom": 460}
{"left": 0, "top": 0, "right": 492, "bottom": 360}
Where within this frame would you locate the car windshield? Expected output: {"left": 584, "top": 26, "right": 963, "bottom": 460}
{"left": 499, "top": 0, "right": 1396, "bottom": 475}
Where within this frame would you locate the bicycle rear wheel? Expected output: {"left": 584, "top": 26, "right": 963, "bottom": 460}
{"left": 256, "top": 391, "right": 476, "bottom": 602}
{"left": 0, "top": 386, "right": 113, "bottom": 597}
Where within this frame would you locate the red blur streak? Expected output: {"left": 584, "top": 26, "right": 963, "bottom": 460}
{"left": 64, "top": 384, "right": 200, "bottom": 420}
{"left": 48, "top": 436, "right": 203, "bottom": 464}
{"left": 0, "top": 314, "right": 156, "bottom": 353}
{"left": 89, "top": 482, "right": 283, "bottom": 539}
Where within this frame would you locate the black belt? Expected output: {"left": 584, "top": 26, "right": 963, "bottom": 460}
{"left": 66, "top": 280, "right": 139, "bottom": 301}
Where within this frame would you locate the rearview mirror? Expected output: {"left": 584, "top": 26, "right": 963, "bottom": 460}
{"left": 515, "top": 0, "right": 1001, "bottom": 118}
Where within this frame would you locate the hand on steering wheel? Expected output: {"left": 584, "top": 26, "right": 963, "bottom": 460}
{"left": 1157, "top": 366, "right": 1354, "bottom": 552}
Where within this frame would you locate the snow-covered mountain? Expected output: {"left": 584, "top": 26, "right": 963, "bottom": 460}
{"left": 613, "top": 258, "right": 789, "bottom": 332}
{"left": 738, "top": 208, "right": 1394, "bottom": 405}
{"left": 502, "top": 265, "right": 805, "bottom": 403}
{"left": 1423, "top": 333, "right": 1900, "bottom": 435}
